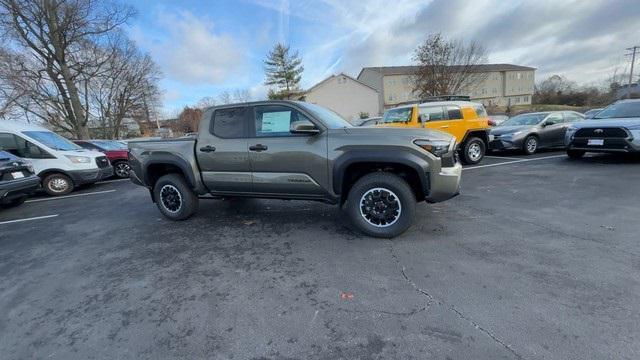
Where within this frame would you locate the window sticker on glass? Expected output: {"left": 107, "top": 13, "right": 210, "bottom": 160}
{"left": 261, "top": 111, "right": 291, "bottom": 133}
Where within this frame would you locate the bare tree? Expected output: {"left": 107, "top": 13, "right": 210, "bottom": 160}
{"left": 90, "top": 39, "right": 161, "bottom": 138}
{"left": 0, "top": 0, "right": 134, "bottom": 138}
{"left": 172, "top": 106, "right": 202, "bottom": 134}
{"left": 412, "top": 33, "right": 489, "bottom": 98}
{"left": 232, "top": 89, "right": 251, "bottom": 103}
{"left": 196, "top": 96, "right": 216, "bottom": 109}
{"left": 217, "top": 90, "right": 232, "bottom": 105}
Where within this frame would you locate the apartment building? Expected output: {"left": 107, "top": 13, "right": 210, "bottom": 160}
{"left": 357, "top": 64, "right": 536, "bottom": 112}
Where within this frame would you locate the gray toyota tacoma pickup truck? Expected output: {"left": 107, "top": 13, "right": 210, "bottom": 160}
{"left": 128, "top": 101, "right": 461, "bottom": 238}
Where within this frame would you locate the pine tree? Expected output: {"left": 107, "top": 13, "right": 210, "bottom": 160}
{"left": 264, "top": 43, "right": 304, "bottom": 99}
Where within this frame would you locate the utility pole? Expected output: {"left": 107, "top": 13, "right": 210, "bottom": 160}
{"left": 626, "top": 46, "right": 639, "bottom": 99}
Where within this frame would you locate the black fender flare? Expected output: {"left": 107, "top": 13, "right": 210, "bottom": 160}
{"left": 143, "top": 153, "right": 197, "bottom": 189}
{"left": 332, "top": 149, "right": 431, "bottom": 196}
{"left": 460, "top": 129, "right": 490, "bottom": 147}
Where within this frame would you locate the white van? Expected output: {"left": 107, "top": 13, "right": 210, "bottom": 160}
{"left": 0, "top": 121, "right": 113, "bottom": 196}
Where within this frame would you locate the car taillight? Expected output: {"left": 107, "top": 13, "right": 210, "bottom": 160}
{"left": 488, "top": 119, "right": 496, "bottom": 126}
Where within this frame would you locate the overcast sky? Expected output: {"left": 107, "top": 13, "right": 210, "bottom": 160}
{"left": 127, "top": 0, "right": 640, "bottom": 114}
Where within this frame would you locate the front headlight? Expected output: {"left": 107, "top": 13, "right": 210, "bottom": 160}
{"left": 414, "top": 139, "right": 450, "bottom": 157}
{"left": 630, "top": 129, "right": 640, "bottom": 145}
{"left": 65, "top": 155, "right": 91, "bottom": 164}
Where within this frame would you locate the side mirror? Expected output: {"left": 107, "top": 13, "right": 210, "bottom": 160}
{"left": 290, "top": 121, "right": 320, "bottom": 134}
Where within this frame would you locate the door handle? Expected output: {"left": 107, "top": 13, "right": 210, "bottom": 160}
{"left": 249, "top": 144, "right": 268, "bottom": 152}
{"left": 199, "top": 145, "right": 216, "bottom": 153}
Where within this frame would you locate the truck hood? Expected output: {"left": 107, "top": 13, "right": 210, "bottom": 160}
{"left": 342, "top": 126, "right": 454, "bottom": 142}
{"left": 571, "top": 118, "right": 640, "bottom": 129}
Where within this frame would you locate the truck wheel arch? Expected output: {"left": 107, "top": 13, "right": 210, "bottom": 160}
{"left": 333, "top": 150, "right": 429, "bottom": 203}
{"left": 460, "top": 129, "right": 489, "bottom": 147}
{"left": 144, "top": 157, "right": 196, "bottom": 190}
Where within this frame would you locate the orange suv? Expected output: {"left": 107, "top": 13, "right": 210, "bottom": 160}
{"left": 379, "top": 101, "right": 491, "bottom": 164}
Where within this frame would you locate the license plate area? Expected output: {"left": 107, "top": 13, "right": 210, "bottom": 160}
{"left": 587, "top": 139, "right": 604, "bottom": 146}
{"left": 11, "top": 171, "right": 24, "bottom": 179}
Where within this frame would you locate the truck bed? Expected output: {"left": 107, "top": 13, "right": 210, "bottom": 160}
{"left": 127, "top": 138, "right": 207, "bottom": 194}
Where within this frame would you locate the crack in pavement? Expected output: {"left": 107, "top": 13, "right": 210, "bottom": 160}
{"left": 387, "top": 240, "right": 525, "bottom": 360}
{"left": 336, "top": 306, "right": 428, "bottom": 317}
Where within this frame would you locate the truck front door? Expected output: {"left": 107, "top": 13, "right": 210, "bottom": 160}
{"left": 196, "top": 106, "right": 252, "bottom": 193}
{"left": 247, "top": 104, "right": 328, "bottom": 197}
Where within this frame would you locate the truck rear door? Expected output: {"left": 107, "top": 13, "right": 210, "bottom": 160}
{"left": 196, "top": 106, "right": 252, "bottom": 193}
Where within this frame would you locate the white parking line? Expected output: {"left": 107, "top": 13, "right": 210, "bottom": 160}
{"left": 0, "top": 214, "right": 59, "bottom": 225}
{"left": 96, "top": 178, "right": 129, "bottom": 184}
{"left": 463, "top": 154, "right": 566, "bottom": 171}
{"left": 484, "top": 155, "right": 523, "bottom": 161}
{"left": 25, "top": 189, "right": 116, "bottom": 203}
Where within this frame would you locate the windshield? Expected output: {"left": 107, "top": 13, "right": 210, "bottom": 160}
{"left": 91, "top": 140, "right": 126, "bottom": 151}
{"left": 594, "top": 102, "right": 640, "bottom": 119}
{"left": 500, "top": 113, "right": 547, "bottom": 126}
{"left": 23, "top": 131, "right": 81, "bottom": 151}
{"left": 383, "top": 107, "right": 412, "bottom": 123}
{"left": 300, "top": 102, "right": 353, "bottom": 129}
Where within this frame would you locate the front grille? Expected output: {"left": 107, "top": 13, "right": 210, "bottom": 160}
{"left": 96, "top": 156, "right": 110, "bottom": 168}
{"left": 574, "top": 127, "right": 628, "bottom": 138}
{"left": 572, "top": 138, "right": 629, "bottom": 150}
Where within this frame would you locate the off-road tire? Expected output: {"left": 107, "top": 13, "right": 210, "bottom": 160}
{"left": 113, "top": 161, "right": 131, "bottom": 179}
{"left": 153, "top": 174, "right": 199, "bottom": 221}
{"left": 460, "top": 137, "right": 485, "bottom": 165}
{"left": 43, "top": 173, "right": 74, "bottom": 196}
{"left": 346, "top": 172, "right": 416, "bottom": 238}
{"left": 567, "top": 150, "right": 585, "bottom": 159}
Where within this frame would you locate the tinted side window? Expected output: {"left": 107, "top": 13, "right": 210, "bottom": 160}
{"left": 564, "top": 112, "right": 583, "bottom": 122}
{"left": 446, "top": 106, "right": 463, "bottom": 120}
{"left": 546, "top": 113, "right": 564, "bottom": 124}
{"left": 0, "top": 133, "right": 51, "bottom": 158}
{"left": 253, "top": 105, "right": 312, "bottom": 137}
{"left": 474, "top": 105, "right": 488, "bottom": 117}
{"left": 212, "top": 107, "right": 247, "bottom": 138}
{"left": 418, "top": 106, "right": 446, "bottom": 121}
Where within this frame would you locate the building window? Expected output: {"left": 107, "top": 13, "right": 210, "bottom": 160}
{"left": 492, "top": 88, "right": 497, "bottom": 94}
{"left": 517, "top": 73, "right": 522, "bottom": 79}
{"left": 523, "top": 95, "right": 529, "bottom": 102}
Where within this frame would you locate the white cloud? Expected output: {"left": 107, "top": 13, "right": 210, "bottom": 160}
{"left": 151, "top": 11, "right": 245, "bottom": 85}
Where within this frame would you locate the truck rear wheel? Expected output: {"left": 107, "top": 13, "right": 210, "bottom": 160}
{"left": 153, "top": 174, "right": 199, "bottom": 221}
{"left": 346, "top": 172, "right": 416, "bottom": 238}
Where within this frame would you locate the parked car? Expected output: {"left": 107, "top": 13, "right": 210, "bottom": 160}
{"left": 380, "top": 101, "right": 491, "bottom": 164}
{"left": 0, "top": 121, "right": 113, "bottom": 196}
{"left": 128, "top": 100, "right": 462, "bottom": 238}
{"left": 358, "top": 117, "right": 382, "bottom": 126}
{"left": 0, "top": 150, "right": 40, "bottom": 208}
{"left": 565, "top": 99, "right": 640, "bottom": 159}
{"left": 584, "top": 108, "right": 603, "bottom": 119}
{"left": 74, "top": 139, "right": 130, "bottom": 178}
{"left": 489, "top": 111, "right": 584, "bottom": 154}
{"left": 488, "top": 115, "right": 509, "bottom": 126}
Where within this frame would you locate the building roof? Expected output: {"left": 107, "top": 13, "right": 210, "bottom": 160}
{"left": 358, "top": 64, "right": 537, "bottom": 78}
{"left": 306, "top": 72, "right": 379, "bottom": 93}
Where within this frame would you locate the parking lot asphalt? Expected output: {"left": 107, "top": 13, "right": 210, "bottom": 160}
{"left": 1, "top": 151, "right": 640, "bottom": 360}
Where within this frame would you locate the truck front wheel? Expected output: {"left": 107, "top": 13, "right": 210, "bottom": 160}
{"left": 153, "top": 174, "right": 199, "bottom": 221}
{"left": 346, "top": 172, "right": 416, "bottom": 238}
{"left": 460, "top": 137, "right": 485, "bottom": 165}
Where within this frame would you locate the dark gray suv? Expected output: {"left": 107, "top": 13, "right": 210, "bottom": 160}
{"left": 128, "top": 101, "right": 462, "bottom": 238}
